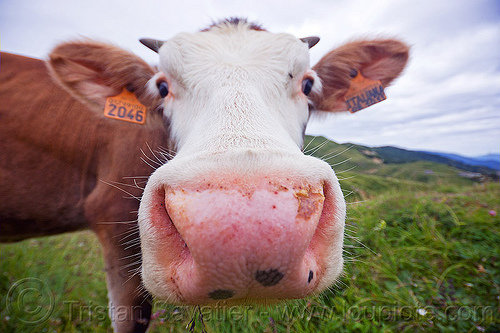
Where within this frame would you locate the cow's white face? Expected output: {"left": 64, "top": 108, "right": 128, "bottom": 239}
{"left": 137, "top": 19, "right": 409, "bottom": 305}
{"left": 138, "top": 21, "right": 342, "bottom": 305}
{"left": 153, "top": 25, "right": 320, "bottom": 157}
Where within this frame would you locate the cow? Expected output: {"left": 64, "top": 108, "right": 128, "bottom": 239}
{"left": 0, "top": 18, "right": 409, "bottom": 332}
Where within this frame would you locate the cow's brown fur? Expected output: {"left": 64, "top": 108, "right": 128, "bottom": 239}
{"left": 0, "top": 50, "right": 169, "bottom": 332}
{"left": 47, "top": 40, "right": 161, "bottom": 111}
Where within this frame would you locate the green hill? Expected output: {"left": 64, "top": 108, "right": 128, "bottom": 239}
{"left": 303, "top": 135, "right": 483, "bottom": 201}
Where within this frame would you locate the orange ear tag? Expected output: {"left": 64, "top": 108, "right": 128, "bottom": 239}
{"left": 104, "top": 88, "right": 147, "bottom": 124}
{"left": 344, "top": 71, "right": 386, "bottom": 113}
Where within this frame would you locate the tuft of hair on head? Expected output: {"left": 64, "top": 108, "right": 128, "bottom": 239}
{"left": 201, "top": 17, "right": 266, "bottom": 32}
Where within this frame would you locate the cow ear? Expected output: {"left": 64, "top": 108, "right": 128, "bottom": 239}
{"left": 47, "top": 40, "right": 158, "bottom": 110}
{"left": 310, "top": 39, "right": 409, "bottom": 112}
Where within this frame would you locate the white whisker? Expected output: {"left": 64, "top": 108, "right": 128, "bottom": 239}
{"left": 304, "top": 138, "right": 330, "bottom": 156}
{"left": 120, "top": 261, "right": 142, "bottom": 269}
{"left": 157, "top": 145, "right": 176, "bottom": 160}
{"left": 116, "top": 229, "right": 140, "bottom": 243}
{"left": 329, "top": 157, "right": 353, "bottom": 167}
{"left": 320, "top": 145, "right": 353, "bottom": 161}
{"left": 140, "top": 153, "right": 162, "bottom": 169}
{"left": 122, "top": 266, "right": 143, "bottom": 286}
{"left": 335, "top": 165, "right": 357, "bottom": 174}
{"left": 97, "top": 220, "right": 137, "bottom": 225}
{"left": 146, "top": 142, "right": 167, "bottom": 166}
{"left": 132, "top": 179, "right": 145, "bottom": 189}
{"left": 302, "top": 136, "right": 317, "bottom": 153}
{"left": 124, "top": 241, "right": 142, "bottom": 251}
{"left": 343, "top": 191, "right": 355, "bottom": 198}
{"left": 100, "top": 180, "right": 142, "bottom": 201}
{"left": 119, "top": 252, "right": 142, "bottom": 261}
{"left": 110, "top": 180, "right": 144, "bottom": 190}
{"left": 347, "top": 200, "right": 367, "bottom": 205}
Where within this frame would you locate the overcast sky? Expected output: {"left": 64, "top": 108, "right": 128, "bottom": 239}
{"left": 1, "top": 0, "right": 499, "bottom": 157}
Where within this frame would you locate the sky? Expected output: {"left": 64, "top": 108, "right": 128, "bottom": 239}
{"left": 1, "top": 0, "right": 499, "bottom": 157}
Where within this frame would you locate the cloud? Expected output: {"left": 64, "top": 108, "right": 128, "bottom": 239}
{"left": 306, "top": 0, "right": 500, "bottom": 156}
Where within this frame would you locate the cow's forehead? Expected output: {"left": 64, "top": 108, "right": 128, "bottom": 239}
{"left": 157, "top": 24, "right": 311, "bottom": 88}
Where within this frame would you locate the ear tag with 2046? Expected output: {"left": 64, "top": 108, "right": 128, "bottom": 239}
{"left": 104, "top": 88, "right": 147, "bottom": 124}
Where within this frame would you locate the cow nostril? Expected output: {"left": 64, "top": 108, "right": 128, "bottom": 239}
{"left": 255, "top": 269, "right": 284, "bottom": 287}
{"left": 308, "top": 270, "right": 314, "bottom": 283}
{"left": 208, "top": 289, "right": 234, "bottom": 300}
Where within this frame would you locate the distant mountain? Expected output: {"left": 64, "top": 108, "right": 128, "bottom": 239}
{"left": 331, "top": 143, "right": 496, "bottom": 176}
{"left": 475, "top": 154, "right": 500, "bottom": 163}
{"left": 367, "top": 146, "right": 498, "bottom": 175}
{"left": 304, "top": 136, "right": 499, "bottom": 179}
{"left": 424, "top": 152, "right": 500, "bottom": 171}
{"left": 303, "top": 136, "right": 497, "bottom": 201}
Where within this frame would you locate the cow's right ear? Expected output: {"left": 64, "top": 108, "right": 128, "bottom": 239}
{"left": 47, "top": 40, "right": 159, "bottom": 110}
{"left": 309, "top": 39, "right": 409, "bottom": 112}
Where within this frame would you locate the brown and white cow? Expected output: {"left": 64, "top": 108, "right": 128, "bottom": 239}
{"left": 0, "top": 18, "right": 408, "bottom": 332}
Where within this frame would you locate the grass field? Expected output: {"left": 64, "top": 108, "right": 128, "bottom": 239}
{"left": 1, "top": 137, "right": 499, "bottom": 332}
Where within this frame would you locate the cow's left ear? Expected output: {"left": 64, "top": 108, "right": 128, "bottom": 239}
{"left": 47, "top": 40, "right": 159, "bottom": 111}
{"left": 310, "top": 39, "right": 409, "bottom": 112}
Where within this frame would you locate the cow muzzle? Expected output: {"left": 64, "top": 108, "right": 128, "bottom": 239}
{"left": 138, "top": 154, "right": 345, "bottom": 305}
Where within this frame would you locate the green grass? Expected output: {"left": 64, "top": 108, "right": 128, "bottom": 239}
{"left": 2, "top": 137, "right": 499, "bottom": 332}
{"left": 0, "top": 232, "right": 111, "bottom": 332}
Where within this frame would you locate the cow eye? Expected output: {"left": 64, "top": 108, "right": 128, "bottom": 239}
{"left": 302, "top": 78, "right": 314, "bottom": 96}
{"left": 157, "top": 81, "right": 169, "bottom": 98}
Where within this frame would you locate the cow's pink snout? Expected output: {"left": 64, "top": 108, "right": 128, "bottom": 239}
{"left": 150, "top": 178, "right": 334, "bottom": 304}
